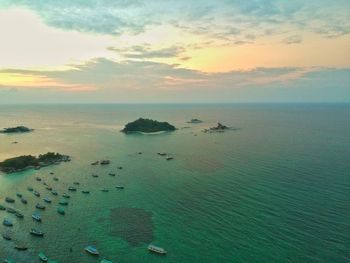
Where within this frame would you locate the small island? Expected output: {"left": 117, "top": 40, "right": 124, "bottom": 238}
{"left": 0, "top": 152, "right": 71, "bottom": 173}
{"left": 187, "top": 118, "right": 203, "bottom": 124}
{"left": 204, "top": 123, "right": 236, "bottom": 133}
{"left": 0, "top": 126, "right": 33, "bottom": 133}
{"left": 121, "top": 118, "right": 176, "bottom": 133}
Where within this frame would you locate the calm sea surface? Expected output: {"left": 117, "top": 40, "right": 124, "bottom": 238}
{"left": 0, "top": 103, "right": 349, "bottom": 262}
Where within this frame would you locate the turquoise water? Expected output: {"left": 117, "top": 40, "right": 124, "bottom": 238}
{"left": 0, "top": 104, "right": 349, "bottom": 262}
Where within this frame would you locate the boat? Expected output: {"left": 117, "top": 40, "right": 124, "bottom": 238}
{"left": 21, "top": 197, "right": 28, "bottom": 204}
{"left": 115, "top": 185, "right": 124, "bottom": 190}
{"left": 14, "top": 243, "right": 28, "bottom": 250}
{"left": 44, "top": 197, "right": 52, "bottom": 203}
{"left": 36, "top": 203, "right": 46, "bottom": 210}
{"left": 101, "top": 260, "right": 113, "bottom": 263}
{"left": 32, "top": 213, "right": 42, "bottom": 222}
{"left": 51, "top": 190, "right": 58, "bottom": 195}
{"left": 43, "top": 182, "right": 48, "bottom": 186}
{"left": 34, "top": 191, "right": 41, "bottom": 197}
{"left": 15, "top": 211, "right": 24, "bottom": 218}
{"left": 2, "top": 233, "right": 12, "bottom": 240}
{"left": 46, "top": 186, "right": 53, "bottom": 191}
{"left": 5, "top": 197, "right": 15, "bottom": 203}
{"left": 59, "top": 200, "right": 68, "bottom": 206}
{"left": 57, "top": 207, "right": 65, "bottom": 215}
{"left": 62, "top": 193, "right": 70, "bottom": 198}
{"left": 38, "top": 252, "right": 48, "bottom": 261}
{"left": 30, "top": 228, "right": 44, "bottom": 236}
{"left": 117, "top": 166, "right": 123, "bottom": 170}
{"left": 101, "top": 188, "right": 109, "bottom": 192}
{"left": 36, "top": 177, "right": 42, "bottom": 181}
{"left": 53, "top": 177, "right": 59, "bottom": 181}
{"left": 166, "top": 156, "right": 174, "bottom": 160}
{"left": 91, "top": 161, "right": 99, "bottom": 165}
{"left": 0, "top": 204, "right": 6, "bottom": 210}
{"left": 82, "top": 190, "right": 90, "bottom": 194}
{"left": 148, "top": 244, "right": 167, "bottom": 255}
{"left": 6, "top": 207, "right": 16, "bottom": 214}
{"left": 108, "top": 173, "right": 116, "bottom": 176}
{"left": 85, "top": 245, "right": 99, "bottom": 255}
{"left": 157, "top": 152, "right": 167, "bottom": 156}
{"left": 68, "top": 186, "right": 77, "bottom": 191}
{"left": 16, "top": 193, "right": 22, "bottom": 198}
{"left": 92, "top": 174, "right": 99, "bottom": 178}
{"left": 73, "top": 182, "right": 80, "bottom": 185}
{"left": 100, "top": 160, "right": 110, "bottom": 165}
{"left": 3, "top": 219, "right": 13, "bottom": 227}
{"left": 27, "top": 187, "right": 34, "bottom": 191}
{"left": 50, "top": 172, "right": 54, "bottom": 175}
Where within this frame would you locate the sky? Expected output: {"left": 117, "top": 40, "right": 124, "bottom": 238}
{"left": 0, "top": 0, "right": 349, "bottom": 103}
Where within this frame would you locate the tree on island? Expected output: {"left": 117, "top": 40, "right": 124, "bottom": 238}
{"left": 121, "top": 118, "right": 176, "bottom": 133}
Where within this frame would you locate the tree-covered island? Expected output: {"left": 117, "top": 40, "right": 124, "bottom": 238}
{"left": 121, "top": 118, "right": 176, "bottom": 133}
{"left": 0, "top": 126, "right": 33, "bottom": 133}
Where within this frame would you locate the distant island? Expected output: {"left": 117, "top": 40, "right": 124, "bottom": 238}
{"left": 0, "top": 152, "right": 71, "bottom": 173}
{"left": 204, "top": 123, "right": 236, "bottom": 133}
{"left": 121, "top": 118, "right": 176, "bottom": 133}
{"left": 187, "top": 118, "right": 203, "bottom": 124}
{"left": 0, "top": 126, "right": 33, "bottom": 133}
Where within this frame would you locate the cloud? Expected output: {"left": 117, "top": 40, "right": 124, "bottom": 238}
{"left": 108, "top": 45, "right": 186, "bottom": 59}
{"left": 283, "top": 35, "right": 302, "bottom": 44}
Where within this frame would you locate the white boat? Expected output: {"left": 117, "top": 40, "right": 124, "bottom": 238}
{"left": 148, "top": 244, "right": 167, "bottom": 255}
{"left": 85, "top": 245, "right": 99, "bottom": 255}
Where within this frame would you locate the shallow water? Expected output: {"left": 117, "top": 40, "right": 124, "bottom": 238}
{"left": 0, "top": 103, "right": 349, "bottom": 262}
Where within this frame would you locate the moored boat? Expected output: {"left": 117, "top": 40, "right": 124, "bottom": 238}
{"left": 32, "top": 213, "right": 42, "bottom": 222}
{"left": 59, "top": 200, "right": 68, "bottom": 206}
{"left": 16, "top": 193, "right": 22, "bottom": 198}
{"left": 43, "top": 197, "right": 52, "bottom": 203}
{"left": 6, "top": 207, "right": 16, "bottom": 214}
{"left": 51, "top": 190, "right": 58, "bottom": 195}
{"left": 30, "top": 228, "right": 44, "bottom": 236}
{"left": 57, "top": 207, "right": 65, "bottom": 215}
{"left": 27, "top": 187, "right": 34, "bottom": 191}
{"left": 38, "top": 252, "right": 48, "bottom": 261}
{"left": 36, "top": 203, "right": 46, "bottom": 210}
{"left": 3, "top": 219, "right": 13, "bottom": 227}
{"left": 62, "top": 193, "right": 70, "bottom": 198}
{"left": 34, "top": 191, "right": 41, "bottom": 197}
{"left": 101, "top": 188, "right": 109, "bottom": 192}
{"left": 115, "top": 185, "right": 124, "bottom": 190}
{"left": 14, "top": 243, "right": 28, "bottom": 250}
{"left": 2, "top": 233, "right": 12, "bottom": 240}
{"left": 82, "top": 190, "right": 90, "bottom": 194}
{"left": 5, "top": 197, "right": 15, "bottom": 203}
{"left": 68, "top": 186, "right": 77, "bottom": 191}
{"left": 15, "top": 211, "right": 24, "bottom": 218}
{"left": 85, "top": 245, "right": 99, "bottom": 255}
{"left": 101, "top": 259, "right": 113, "bottom": 263}
{"left": 0, "top": 204, "right": 5, "bottom": 210}
{"left": 21, "top": 197, "right": 28, "bottom": 204}
{"left": 147, "top": 244, "right": 167, "bottom": 255}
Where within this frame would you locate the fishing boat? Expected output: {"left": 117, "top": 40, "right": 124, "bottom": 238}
{"left": 34, "top": 191, "right": 41, "bottom": 197}
{"left": 82, "top": 190, "right": 90, "bottom": 194}
{"left": 46, "top": 186, "right": 53, "bottom": 191}
{"left": 166, "top": 156, "right": 174, "bottom": 160}
{"left": 57, "top": 207, "right": 65, "bottom": 215}
{"left": 32, "top": 213, "right": 42, "bottom": 222}
{"left": 21, "top": 197, "right": 28, "bottom": 204}
{"left": 115, "top": 185, "right": 124, "bottom": 190}
{"left": 73, "top": 182, "right": 80, "bottom": 185}
{"left": 147, "top": 244, "right": 167, "bottom": 255}
{"left": 38, "top": 252, "right": 48, "bottom": 261}
{"left": 27, "top": 187, "right": 34, "bottom": 191}
{"left": 30, "top": 228, "right": 44, "bottom": 236}
{"left": 101, "top": 260, "right": 113, "bottom": 263}
{"left": 16, "top": 193, "right": 22, "bottom": 198}
{"left": 108, "top": 173, "right": 116, "bottom": 176}
{"left": 14, "top": 243, "right": 28, "bottom": 250}
{"left": 100, "top": 160, "right": 110, "bottom": 165}
{"left": 85, "top": 245, "right": 99, "bottom": 255}
{"left": 92, "top": 174, "right": 99, "bottom": 178}
{"left": 53, "top": 177, "right": 59, "bottom": 181}
{"left": 2, "top": 233, "right": 12, "bottom": 240}
{"left": 91, "top": 161, "right": 99, "bottom": 165}
{"left": 6, "top": 207, "right": 16, "bottom": 214}
{"left": 68, "top": 186, "right": 77, "bottom": 191}
{"left": 5, "top": 197, "right": 15, "bottom": 203}
{"left": 36, "top": 203, "right": 46, "bottom": 210}
{"left": 59, "top": 200, "right": 68, "bottom": 206}
{"left": 43, "top": 197, "right": 52, "bottom": 203}
{"left": 0, "top": 204, "right": 6, "bottom": 210}
{"left": 3, "top": 219, "right": 13, "bottom": 227}
{"left": 51, "top": 190, "right": 58, "bottom": 195}
{"left": 36, "top": 177, "right": 42, "bottom": 181}
{"left": 15, "top": 211, "right": 24, "bottom": 218}
{"left": 62, "top": 193, "right": 70, "bottom": 198}
{"left": 117, "top": 166, "right": 123, "bottom": 170}
{"left": 101, "top": 188, "right": 109, "bottom": 192}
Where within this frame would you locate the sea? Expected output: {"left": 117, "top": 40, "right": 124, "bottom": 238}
{"left": 0, "top": 103, "right": 349, "bottom": 263}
